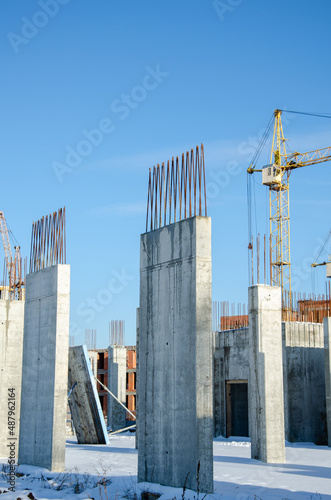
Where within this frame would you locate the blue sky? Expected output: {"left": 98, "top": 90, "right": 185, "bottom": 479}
{"left": 1, "top": 0, "right": 331, "bottom": 346}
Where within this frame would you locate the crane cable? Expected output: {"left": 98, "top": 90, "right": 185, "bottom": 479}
{"left": 249, "top": 113, "right": 274, "bottom": 170}
{"left": 313, "top": 229, "right": 331, "bottom": 264}
{"left": 311, "top": 229, "right": 331, "bottom": 294}
{"left": 247, "top": 113, "right": 274, "bottom": 285}
{"left": 278, "top": 110, "right": 331, "bottom": 119}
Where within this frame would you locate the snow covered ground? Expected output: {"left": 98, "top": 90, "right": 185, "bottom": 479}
{"left": 1, "top": 434, "right": 331, "bottom": 500}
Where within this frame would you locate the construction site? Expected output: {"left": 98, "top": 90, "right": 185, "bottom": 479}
{"left": 1, "top": 109, "right": 331, "bottom": 496}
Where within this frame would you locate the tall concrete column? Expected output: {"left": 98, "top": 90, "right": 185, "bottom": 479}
{"left": 0, "top": 300, "right": 24, "bottom": 459}
{"left": 138, "top": 216, "right": 213, "bottom": 493}
{"left": 107, "top": 345, "right": 127, "bottom": 431}
{"left": 324, "top": 317, "right": 331, "bottom": 447}
{"left": 248, "top": 285, "right": 285, "bottom": 463}
{"left": 18, "top": 265, "right": 70, "bottom": 471}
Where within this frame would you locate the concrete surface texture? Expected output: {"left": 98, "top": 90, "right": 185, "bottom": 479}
{"left": 18, "top": 265, "right": 70, "bottom": 471}
{"left": 107, "top": 345, "right": 127, "bottom": 431}
{"left": 68, "top": 345, "right": 109, "bottom": 444}
{"left": 248, "top": 285, "right": 285, "bottom": 463}
{"left": 0, "top": 299, "right": 25, "bottom": 459}
{"left": 324, "top": 317, "right": 331, "bottom": 446}
{"left": 138, "top": 216, "right": 214, "bottom": 493}
{"left": 282, "top": 321, "right": 326, "bottom": 445}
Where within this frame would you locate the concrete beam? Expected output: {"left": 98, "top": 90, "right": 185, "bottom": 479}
{"left": 248, "top": 285, "right": 285, "bottom": 463}
{"left": 138, "top": 216, "right": 214, "bottom": 493}
{"left": 0, "top": 300, "right": 24, "bottom": 459}
{"left": 324, "top": 317, "right": 331, "bottom": 446}
{"left": 68, "top": 345, "right": 109, "bottom": 444}
{"left": 18, "top": 265, "right": 70, "bottom": 471}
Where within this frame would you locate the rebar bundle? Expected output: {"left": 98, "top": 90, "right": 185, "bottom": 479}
{"left": 146, "top": 144, "right": 207, "bottom": 232}
{"left": 29, "top": 207, "right": 66, "bottom": 273}
{"left": 213, "top": 301, "right": 249, "bottom": 332}
{"left": 85, "top": 329, "right": 97, "bottom": 349}
{"left": 110, "top": 320, "right": 125, "bottom": 346}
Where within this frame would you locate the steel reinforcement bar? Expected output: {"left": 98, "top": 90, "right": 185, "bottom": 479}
{"left": 29, "top": 207, "right": 66, "bottom": 273}
{"left": 146, "top": 143, "right": 207, "bottom": 232}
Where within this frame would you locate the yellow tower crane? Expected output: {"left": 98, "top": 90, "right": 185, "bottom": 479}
{"left": 248, "top": 109, "right": 331, "bottom": 317}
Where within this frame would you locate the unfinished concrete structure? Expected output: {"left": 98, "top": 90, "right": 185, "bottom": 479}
{"left": 68, "top": 345, "right": 109, "bottom": 444}
{"left": 107, "top": 345, "right": 127, "bottom": 431}
{"left": 138, "top": 145, "right": 213, "bottom": 492}
{"left": 139, "top": 216, "right": 213, "bottom": 492}
{"left": 0, "top": 211, "right": 26, "bottom": 459}
{"left": 19, "top": 209, "right": 70, "bottom": 471}
{"left": 0, "top": 300, "right": 24, "bottom": 459}
{"left": 213, "top": 320, "right": 327, "bottom": 445}
{"left": 283, "top": 321, "right": 326, "bottom": 444}
{"left": 324, "top": 317, "right": 331, "bottom": 446}
{"left": 248, "top": 285, "right": 285, "bottom": 463}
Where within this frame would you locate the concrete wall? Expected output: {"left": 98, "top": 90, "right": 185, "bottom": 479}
{"left": 0, "top": 300, "right": 24, "bottom": 459}
{"left": 248, "top": 285, "right": 285, "bottom": 463}
{"left": 213, "top": 321, "right": 327, "bottom": 445}
{"left": 68, "top": 345, "right": 109, "bottom": 444}
{"left": 107, "top": 345, "right": 127, "bottom": 431}
{"left": 283, "top": 322, "right": 326, "bottom": 445}
{"left": 18, "top": 265, "right": 70, "bottom": 471}
{"left": 138, "top": 216, "right": 213, "bottom": 493}
{"left": 324, "top": 318, "right": 331, "bottom": 446}
{"left": 213, "top": 328, "right": 249, "bottom": 437}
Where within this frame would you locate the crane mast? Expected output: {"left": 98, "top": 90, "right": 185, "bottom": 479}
{"left": 269, "top": 110, "right": 291, "bottom": 316}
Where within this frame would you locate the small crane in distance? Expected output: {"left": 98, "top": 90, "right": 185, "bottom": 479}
{"left": 0, "top": 211, "right": 25, "bottom": 300}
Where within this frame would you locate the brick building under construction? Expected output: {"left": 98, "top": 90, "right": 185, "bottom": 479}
{"left": 88, "top": 345, "right": 136, "bottom": 428}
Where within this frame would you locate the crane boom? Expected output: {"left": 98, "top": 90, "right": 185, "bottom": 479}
{"left": 284, "top": 146, "right": 331, "bottom": 170}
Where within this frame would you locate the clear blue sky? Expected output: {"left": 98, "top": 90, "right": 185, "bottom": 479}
{"left": 1, "top": 0, "right": 331, "bottom": 346}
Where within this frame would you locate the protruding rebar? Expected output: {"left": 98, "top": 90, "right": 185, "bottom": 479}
{"left": 145, "top": 144, "right": 207, "bottom": 232}
{"left": 29, "top": 207, "right": 66, "bottom": 273}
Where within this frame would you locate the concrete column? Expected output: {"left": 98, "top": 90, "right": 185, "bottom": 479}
{"left": 248, "top": 285, "right": 285, "bottom": 463}
{"left": 107, "top": 345, "right": 127, "bottom": 431}
{"left": 324, "top": 317, "right": 331, "bottom": 446}
{"left": 138, "top": 216, "right": 214, "bottom": 493}
{"left": 18, "top": 265, "right": 70, "bottom": 471}
{"left": 0, "top": 300, "right": 25, "bottom": 459}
